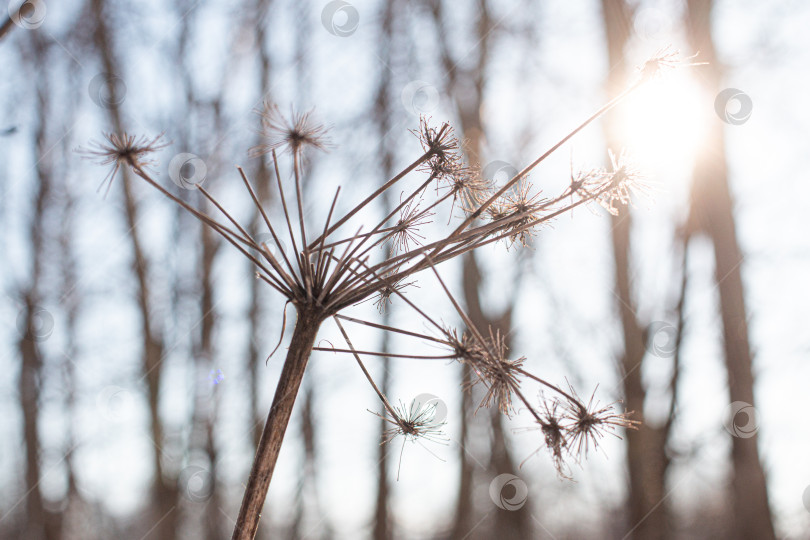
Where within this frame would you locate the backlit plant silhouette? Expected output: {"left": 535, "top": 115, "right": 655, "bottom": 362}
{"left": 82, "top": 49, "right": 701, "bottom": 540}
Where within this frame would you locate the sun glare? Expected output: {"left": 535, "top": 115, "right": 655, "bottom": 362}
{"left": 616, "top": 70, "right": 707, "bottom": 182}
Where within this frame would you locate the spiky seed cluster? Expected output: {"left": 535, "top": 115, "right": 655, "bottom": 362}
{"left": 563, "top": 390, "right": 640, "bottom": 457}
{"left": 596, "top": 149, "right": 649, "bottom": 215}
{"left": 498, "top": 180, "right": 548, "bottom": 247}
{"left": 477, "top": 330, "right": 525, "bottom": 415}
{"left": 436, "top": 166, "right": 491, "bottom": 219}
{"left": 376, "top": 398, "right": 447, "bottom": 445}
{"left": 637, "top": 46, "right": 707, "bottom": 83}
{"left": 568, "top": 150, "right": 649, "bottom": 216}
{"left": 78, "top": 132, "right": 168, "bottom": 196}
{"left": 413, "top": 116, "right": 461, "bottom": 180}
{"left": 373, "top": 277, "right": 415, "bottom": 313}
{"left": 445, "top": 328, "right": 488, "bottom": 373}
{"left": 389, "top": 198, "right": 433, "bottom": 253}
{"left": 481, "top": 180, "right": 547, "bottom": 247}
{"left": 535, "top": 399, "right": 568, "bottom": 475}
{"left": 249, "top": 101, "right": 331, "bottom": 157}
{"left": 444, "top": 327, "right": 523, "bottom": 415}
{"left": 517, "top": 392, "right": 637, "bottom": 478}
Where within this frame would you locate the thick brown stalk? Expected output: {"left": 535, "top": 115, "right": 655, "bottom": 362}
{"left": 231, "top": 308, "right": 322, "bottom": 540}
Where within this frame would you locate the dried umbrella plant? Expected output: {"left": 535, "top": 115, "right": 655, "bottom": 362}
{"left": 81, "top": 50, "right": 702, "bottom": 540}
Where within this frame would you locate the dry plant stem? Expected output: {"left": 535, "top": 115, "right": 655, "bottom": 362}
{"left": 334, "top": 318, "right": 398, "bottom": 420}
{"left": 307, "top": 151, "right": 435, "bottom": 248}
{"left": 312, "top": 347, "right": 456, "bottom": 359}
{"left": 444, "top": 81, "right": 642, "bottom": 241}
{"left": 231, "top": 309, "right": 322, "bottom": 540}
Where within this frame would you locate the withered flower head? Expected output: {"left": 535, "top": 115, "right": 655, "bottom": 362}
{"left": 499, "top": 180, "right": 547, "bottom": 247}
{"left": 444, "top": 328, "right": 488, "bottom": 373}
{"left": 439, "top": 167, "right": 492, "bottom": 217}
{"left": 445, "top": 326, "right": 523, "bottom": 415}
{"left": 516, "top": 396, "right": 572, "bottom": 478}
{"left": 374, "top": 397, "right": 448, "bottom": 480}
{"left": 595, "top": 149, "right": 650, "bottom": 216}
{"left": 389, "top": 197, "right": 433, "bottom": 253}
{"left": 568, "top": 167, "right": 605, "bottom": 195}
{"left": 637, "top": 47, "right": 707, "bottom": 83}
{"left": 249, "top": 101, "right": 331, "bottom": 157}
{"left": 377, "top": 398, "right": 447, "bottom": 445}
{"left": 485, "top": 198, "right": 511, "bottom": 222}
{"left": 413, "top": 116, "right": 461, "bottom": 180}
{"left": 372, "top": 277, "right": 416, "bottom": 313}
{"left": 78, "top": 133, "right": 168, "bottom": 197}
{"left": 477, "top": 329, "right": 524, "bottom": 415}
{"left": 539, "top": 400, "right": 568, "bottom": 475}
{"left": 564, "top": 388, "right": 639, "bottom": 458}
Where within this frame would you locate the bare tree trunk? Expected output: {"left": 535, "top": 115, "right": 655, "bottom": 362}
{"left": 248, "top": 0, "right": 276, "bottom": 454}
{"left": 289, "top": 383, "right": 325, "bottom": 540}
{"left": 58, "top": 178, "right": 82, "bottom": 537}
{"left": 17, "top": 36, "right": 61, "bottom": 540}
{"left": 18, "top": 321, "right": 50, "bottom": 540}
{"left": 370, "top": 1, "right": 398, "bottom": 538}
{"left": 598, "top": 2, "right": 673, "bottom": 538}
{"left": 199, "top": 220, "right": 222, "bottom": 540}
{"left": 90, "top": 2, "right": 177, "bottom": 537}
{"left": 684, "top": 2, "right": 775, "bottom": 538}
{"left": 372, "top": 350, "right": 392, "bottom": 540}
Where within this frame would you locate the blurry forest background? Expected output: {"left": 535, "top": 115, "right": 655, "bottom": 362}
{"left": 1, "top": 0, "right": 809, "bottom": 538}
